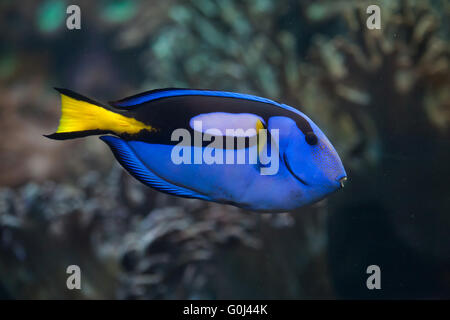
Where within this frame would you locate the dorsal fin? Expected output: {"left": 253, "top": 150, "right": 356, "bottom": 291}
{"left": 108, "top": 88, "right": 282, "bottom": 109}
{"left": 108, "top": 88, "right": 188, "bottom": 108}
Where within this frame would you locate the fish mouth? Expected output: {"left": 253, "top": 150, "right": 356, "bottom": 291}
{"left": 283, "top": 154, "right": 309, "bottom": 186}
{"left": 337, "top": 176, "right": 348, "bottom": 188}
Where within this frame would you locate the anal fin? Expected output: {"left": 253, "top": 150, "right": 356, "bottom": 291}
{"left": 100, "top": 136, "right": 211, "bottom": 201}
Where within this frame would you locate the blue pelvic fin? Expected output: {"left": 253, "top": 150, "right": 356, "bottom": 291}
{"left": 99, "top": 136, "right": 211, "bottom": 201}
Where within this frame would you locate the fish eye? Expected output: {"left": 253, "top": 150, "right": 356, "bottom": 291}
{"left": 305, "top": 132, "right": 318, "bottom": 145}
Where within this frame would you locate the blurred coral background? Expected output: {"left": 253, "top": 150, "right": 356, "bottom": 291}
{"left": 0, "top": 0, "right": 449, "bottom": 299}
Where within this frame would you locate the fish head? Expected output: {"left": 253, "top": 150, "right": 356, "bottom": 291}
{"left": 274, "top": 112, "right": 347, "bottom": 200}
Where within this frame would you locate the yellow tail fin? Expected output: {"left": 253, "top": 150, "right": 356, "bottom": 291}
{"left": 46, "top": 88, "right": 154, "bottom": 140}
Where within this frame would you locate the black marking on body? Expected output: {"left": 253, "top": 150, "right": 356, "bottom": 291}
{"left": 54, "top": 88, "right": 109, "bottom": 108}
{"left": 45, "top": 130, "right": 113, "bottom": 140}
{"left": 118, "top": 94, "right": 317, "bottom": 146}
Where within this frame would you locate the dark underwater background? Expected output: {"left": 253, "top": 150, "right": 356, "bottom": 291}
{"left": 0, "top": 0, "right": 449, "bottom": 299}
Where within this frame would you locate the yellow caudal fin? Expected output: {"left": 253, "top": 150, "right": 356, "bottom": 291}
{"left": 45, "top": 88, "right": 155, "bottom": 140}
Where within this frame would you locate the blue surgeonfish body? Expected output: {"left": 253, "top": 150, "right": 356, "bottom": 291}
{"left": 46, "top": 88, "right": 347, "bottom": 212}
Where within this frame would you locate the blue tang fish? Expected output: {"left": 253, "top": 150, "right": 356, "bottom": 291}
{"left": 46, "top": 88, "right": 347, "bottom": 212}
